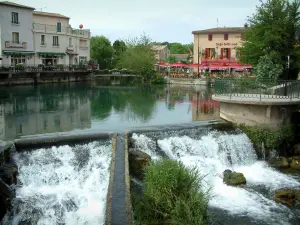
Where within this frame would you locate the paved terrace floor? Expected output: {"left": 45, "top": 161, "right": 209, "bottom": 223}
{"left": 212, "top": 94, "right": 300, "bottom": 105}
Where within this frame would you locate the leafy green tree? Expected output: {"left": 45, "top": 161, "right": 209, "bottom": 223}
{"left": 256, "top": 55, "right": 283, "bottom": 81}
{"left": 90, "top": 36, "right": 114, "bottom": 69}
{"left": 112, "top": 40, "right": 127, "bottom": 68}
{"left": 168, "top": 55, "right": 177, "bottom": 63}
{"left": 239, "top": 0, "right": 300, "bottom": 80}
{"left": 118, "top": 33, "right": 156, "bottom": 81}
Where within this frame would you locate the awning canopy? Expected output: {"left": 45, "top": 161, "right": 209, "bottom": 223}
{"left": 3, "top": 50, "right": 35, "bottom": 55}
{"left": 66, "top": 51, "right": 78, "bottom": 55}
{"left": 37, "top": 52, "right": 66, "bottom": 56}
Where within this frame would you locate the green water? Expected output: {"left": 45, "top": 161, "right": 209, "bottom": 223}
{"left": 0, "top": 81, "right": 220, "bottom": 141}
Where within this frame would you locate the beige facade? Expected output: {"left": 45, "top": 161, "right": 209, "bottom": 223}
{"left": 192, "top": 27, "right": 245, "bottom": 64}
{"left": 33, "top": 11, "right": 91, "bottom": 66}
{"left": 152, "top": 45, "right": 170, "bottom": 61}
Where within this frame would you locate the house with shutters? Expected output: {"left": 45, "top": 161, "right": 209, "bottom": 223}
{"left": 32, "top": 11, "right": 91, "bottom": 66}
{"left": 0, "top": 1, "right": 35, "bottom": 66}
{"left": 192, "top": 27, "right": 245, "bottom": 64}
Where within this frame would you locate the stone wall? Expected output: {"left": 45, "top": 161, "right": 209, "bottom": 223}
{"left": 219, "top": 102, "right": 295, "bottom": 131}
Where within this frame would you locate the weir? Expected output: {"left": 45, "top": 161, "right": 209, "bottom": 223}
{"left": 1, "top": 123, "right": 300, "bottom": 224}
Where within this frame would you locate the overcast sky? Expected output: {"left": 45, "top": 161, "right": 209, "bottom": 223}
{"left": 13, "top": 0, "right": 259, "bottom": 43}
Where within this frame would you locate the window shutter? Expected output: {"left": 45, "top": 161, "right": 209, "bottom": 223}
{"left": 205, "top": 48, "right": 209, "bottom": 59}
{"left": 224, "top": 34, "right": 228, "bottom": 40}
{"left": 208, "top": 35, "right": 212, "bottom": 41}
{"left": 221, "top": 48, "right": 224, "bottom": 59}
{"left": 228, "top": 48, "right": 231, "bottom": 59}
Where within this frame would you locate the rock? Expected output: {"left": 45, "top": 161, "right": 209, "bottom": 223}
{"left": 129, "top": 149, "right": 151, "bottom": 180}
{"left": 0, "top": 163, "right": 18, "bottom": 185}
{"left": 274, "top": 189, "right": 300, "bottom": 207}
{"left": 268, "top": 157, "right": 290, "bottom": 169}
{"left": 292, "top": 144, "right": 300, "bottom": 156}
{"left": 223, "top": 169, "right": 246, "bottom": 186}
{"left": 0, "top": 179, "right": 15, "bottom": 221}
{"left": 289, "top": 156, "right": 300, "bottom": 169}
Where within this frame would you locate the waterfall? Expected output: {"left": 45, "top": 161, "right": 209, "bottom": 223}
{"left": 132, "top": 129, "right": 300, "bottom": 225}
{"left": 2, "top": 141, "right": 111, "bottom": 225}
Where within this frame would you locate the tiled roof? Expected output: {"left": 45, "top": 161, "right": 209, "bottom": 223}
{"left": 152, "top": 45, "right": 168, "bottom": 51}
{"left": 171, "top": 54, "right": 189, "bottom": 60}
{"left": 192, "top": 27, "right": 245, "bottom": 34}
{"left": 0, "top": 1, "right": 35, "bottom": 10}
{"left": 33, "top": 11, "right": 70, "bottom": 19}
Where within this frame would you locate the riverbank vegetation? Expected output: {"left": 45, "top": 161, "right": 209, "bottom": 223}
{"left": 132, "top": 159, "right": 210, "bottom": 225}
{"left": 237, "top": 124, "right": 294, "bottom": 158}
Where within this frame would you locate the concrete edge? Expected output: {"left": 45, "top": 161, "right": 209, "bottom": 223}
{"left": 14, "top": 132, "right": 115, "bottom": 150}
{"left": 125, "top": 121, "right": 230, "bottom": 136}
{"left": 105, "top": 136, "right": 117, "bottom": 225}
{"left": 212, "top": 95, "right": 300, "bottom": 105}
{"left": 124, "top": 134, "right": 133, "bottom": 225}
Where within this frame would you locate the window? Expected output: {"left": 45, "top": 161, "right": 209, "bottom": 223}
{"left": 79, "top": 56, "right": 87, "bottom": 64}
{"left": 208, "top": 34, "right": 213, "bottom": 41}
{"left": 12, "top": 32, "right": 19, "bottom": 43}
{"left": 11, "top": 55, "right": 25, "bottom": 65}
{"left": 205, "top": 48, "right": 216, "bottom": 59}
{"left": 11, "top": 12, "right": 19, "bottom": 24}
{"left": 57, "top": 22, "right": 61, "bottom": 32}
{"left": 224, "top": 33, "right": 228, "bottom": 40}
{"left": 221, "top": 48, "right": 231, "bottom": 59}
{"left": 53, "top": 36, "right": 59, "bottom": 46}
{"left": 41, "top": 35, "right": 45, "bottom": 45}
{"left": 69, "top": 37, "right": 72, "bottom": 47}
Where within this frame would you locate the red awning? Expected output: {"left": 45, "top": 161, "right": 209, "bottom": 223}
{"left": 171, "top": 62, "right": 188, "bottom": 67}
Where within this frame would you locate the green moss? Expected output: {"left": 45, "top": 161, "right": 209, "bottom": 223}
{"left": 236, "top": 123, "right": 294, "bottom": 157}
{"left": 133, "top": 159, "right": 210, "bottom": 225}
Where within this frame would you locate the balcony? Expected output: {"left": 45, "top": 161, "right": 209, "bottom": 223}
{"left": 33, "top": 23, "right": 91, "bottom": 38}
{"left": 5, "top": 41, "right": 27, "bottom": 49}
{"left": 67, "top": 45, "right": 74, "bottom": 51}
{"left": 79, "top": 46, "right": 88, "bottom": 50}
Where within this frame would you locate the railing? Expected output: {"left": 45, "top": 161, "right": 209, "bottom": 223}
{"left": 33, "top": 23, "right": 91, "bottom": 38}
{"left": 0, "top": 64, "right": 94, "bottom": 73}
{"left": 214, "top": 78, "right": 300, "bottom": 100}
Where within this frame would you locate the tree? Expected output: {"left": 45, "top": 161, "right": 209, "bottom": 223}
{"left": 256, "top": 55, "right": 283, "bottom": 81}
{"left": 112, "top": 40, "right": 127, "bottom": 68}
{"left": 118, "top": 33, "right": 156, "bottom": 81}
{"left": 239, "top": 0, "right": 300, "bottom": 80}
{"left": 168, "top": 55, "right": 177, "bottom": 63}
{"left": 90, "top": 36, "right": 114, "bottom": 69}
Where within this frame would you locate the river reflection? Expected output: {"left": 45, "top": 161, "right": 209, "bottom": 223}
{"left": 0, "top": 82, "right": 220, "bottom": 140}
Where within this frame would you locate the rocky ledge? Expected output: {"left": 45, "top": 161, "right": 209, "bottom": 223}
{"left": 274, "top": 189, "right": 300, "bottom": 207}
{"left": 268, "top": 156, "right": 300, "bottom": 169}
{"left": 0, "top": 141, "right": 17, "bottom": 221}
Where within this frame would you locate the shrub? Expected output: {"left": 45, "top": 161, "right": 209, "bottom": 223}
{"left": 237, "top": 124, "right": 294, "bottom": 158}
{"left": 151, "top": 74, "right": 165, "bottom": 84}
{"left": 134, "top": 159, "right": 210, "bottom": 225}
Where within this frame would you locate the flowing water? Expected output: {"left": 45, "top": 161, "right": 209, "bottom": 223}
{"left": 131, "top": 128, "right": 300, "bottom": 225}
{"left": 2, "top": 141, "right": 112, "bottom": 225}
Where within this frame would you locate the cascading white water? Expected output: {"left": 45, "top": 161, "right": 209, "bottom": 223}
{"left": 2, "top": 141, "right": 111, "bottom": 225}
{"left": 132, "top": 131, "right": 300, "bottom": 225}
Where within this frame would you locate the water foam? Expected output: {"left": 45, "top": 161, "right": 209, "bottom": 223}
{"left": 3, "top": 141, "right": 111, "bottom": 225}
{"left": 132, "top": 131, "right": 300, "bottom": 225}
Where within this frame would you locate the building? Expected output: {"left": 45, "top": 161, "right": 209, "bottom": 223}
{"left": 0, "top": 1, "right": 91, "bottom": 66}
{"left": 33, "top": 11, "right": 91, "bottom": 66}
{"left": 170, "top": 54, "right": 189, "bottom": 62}
{"left": 0, "top": 1, "right": 35, "bottom": 65}
{"left": 152, "top": 45, "right": 170, "bottom": 61}
{"left": 192, "top": 27, "right": 245, "bottom": 63}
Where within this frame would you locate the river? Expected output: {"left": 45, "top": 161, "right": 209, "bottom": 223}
{"left": 0, "top": 82, "right": 219, "bottom": 140}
